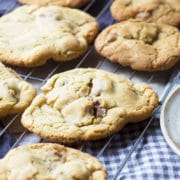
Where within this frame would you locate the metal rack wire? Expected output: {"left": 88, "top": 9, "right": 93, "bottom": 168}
{"left": 0, "top": 0, "right": 180, "bottom": 179}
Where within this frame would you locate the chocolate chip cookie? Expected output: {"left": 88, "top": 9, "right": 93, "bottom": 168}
{"left": 0, "top": 5, "right": 99, "bottom": 67}
{"left": 95, "top": 19, "right": 180, "bottom": 71}
{"left": 21, "top": 68, "right": 158, "bottom": 143}
{"left": 0, "top": 62, "right": 36, "bottom": 117}
{"left": 111, "top": 0, "right": 180, "bottom": 27}
{"left": 0, "top": 143, "right": 107, "bottom": 180}
{"left": 18, "top": 0, "right": 91, "bottom": 8}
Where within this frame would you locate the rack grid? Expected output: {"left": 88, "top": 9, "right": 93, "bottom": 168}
{"left": 0, "top": 0, "right": 180, "bottom": 179}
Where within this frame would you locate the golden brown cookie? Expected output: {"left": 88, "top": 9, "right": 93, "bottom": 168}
{"left": 18, "top": 0, "right": 91, "bottom": 8}
{"left": 0, "top": 62, "right": 36, "bottom": 117}
{"left": 0, "top": 5, "right": 99, "bottom": 67}
{"left": 95, "top": 19, "right": 180, "bottom": 71}
{"left": 0, "top": 143, "right": 107, "bottom": 180}
{"left": 110, "top": 0, "right": 180, "bottom": 27}
{"left": 21, "top": 68, "right": 158, "bottom": 143}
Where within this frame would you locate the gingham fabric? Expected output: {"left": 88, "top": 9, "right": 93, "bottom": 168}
{"left": 84, "top": 119, "right": 180, "bottom": 179}
{"left": 0, "top": 0, "right": 180, "bottom": 179}
{"left": 0, "top": 127, "right": 15, "bottom": 158}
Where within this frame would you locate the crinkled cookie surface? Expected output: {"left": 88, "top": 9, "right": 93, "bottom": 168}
{"left": 21, "top": 68, "right": 158, "bottom": 143}
{"left": 0, "top": 62, "right": 36, "bottom": 117}
{"left": 95, "top": 19, "right": 180, "bottom": 71}
{"left": 111, "top": 0, "right": 180, "bottom": 27}
{"left": 0, "top": 143, "right": 107, "bottom": 180}
{"left": 0, "top": 5, "right": 99, "bottom": 67}
{"left": 18, "top": 0, "right": 91, "bottom": 8}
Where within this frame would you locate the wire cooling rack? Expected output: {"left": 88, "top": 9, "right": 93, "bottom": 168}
{"left": 0, "top": 0, "right": 180, "bottom": 179}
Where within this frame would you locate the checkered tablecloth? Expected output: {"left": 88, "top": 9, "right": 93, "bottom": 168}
{"left": 0, "top": 0, "right": 180, "bottom": 179}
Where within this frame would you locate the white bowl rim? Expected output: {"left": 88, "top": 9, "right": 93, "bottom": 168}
{"left": 160, "top": 85, "right": 180, "bottom": 156}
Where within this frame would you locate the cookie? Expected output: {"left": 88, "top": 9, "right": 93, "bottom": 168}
{"left": 18, "top": 0, "right": 91, "bottom": 8}
{"left": 0, "top": 143, "right": 107, "bottom": 180}
{"left": 21, "top": 68, "right": 158, "bottom": 143}
{"left": 110, "top": 0, "right": 180, "bottom": 27}
{"left": 0, "top": 62, "right": 36, "bottom": 117}
{"left": 95, "top": 19, "right": 180, "bottom": 71}
{"left": 0, "top": 5, "right": 99, "bottom": 67}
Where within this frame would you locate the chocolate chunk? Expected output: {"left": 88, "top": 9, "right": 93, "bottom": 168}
{"left": 88, "top": 79, "right": 93, "bottom": 88}
{"left": 93, "top": 101, "right": 106, "bottom": 117}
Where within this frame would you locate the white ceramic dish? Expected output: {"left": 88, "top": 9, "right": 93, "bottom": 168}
{"left": 160, "top": 85, "right": 180, "bottom": 156}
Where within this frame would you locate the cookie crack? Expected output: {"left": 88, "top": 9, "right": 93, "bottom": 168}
{"left": 142, "top": 45, "right": 158, "bottom": 69}
{"left": 152, "top": 4, "right": 174, "bottom": 20}
{"left": 176, "top": 34, "right": 180, "bottom": 48}
{"left": 87, "top": 78, "right": 93, "bottom": 95}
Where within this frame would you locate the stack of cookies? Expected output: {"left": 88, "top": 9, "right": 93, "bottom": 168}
{"left": 2, "top": 0, "right": 179, "bottom": 179}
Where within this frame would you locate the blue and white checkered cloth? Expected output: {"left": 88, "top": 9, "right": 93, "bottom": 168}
{"left": 0, "top": 127, "right": 15, "bottom": 158}
{"left": 0, "top": 0, "right": 179, "bottom": 179}
{"left": 85, "top": 120, "right": 180, "bottom": 179}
